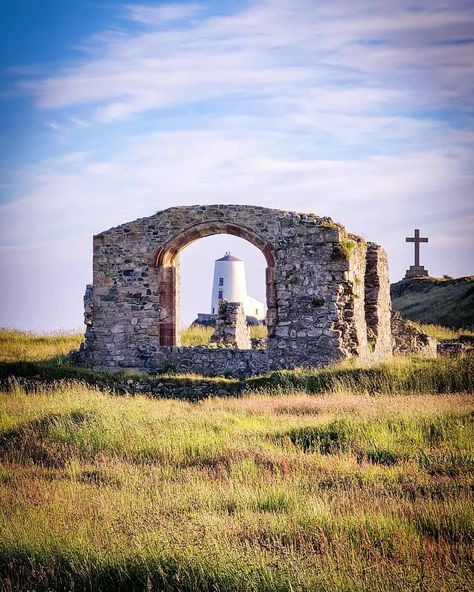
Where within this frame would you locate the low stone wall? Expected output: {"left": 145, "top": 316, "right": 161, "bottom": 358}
{"left": 74, "top": 312, "right": 440, "bottom": 378}
{"left": 437, "top": 340, "right": 474, "bottom": 356}
{"left": 78, "top": 346, "right": 270, "bottom": 378}
{"left": 195, "top": 313, "right": 217, "bottom": 327}
{"left": 150, "top": 347, "right": 270, "bottom": 378}
{"left": 0, "top": 376, "right": 243, "bottom": 401}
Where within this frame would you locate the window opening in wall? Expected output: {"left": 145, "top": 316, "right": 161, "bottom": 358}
{"left": 178, "top": 234, "right": 269, "bottom": 348}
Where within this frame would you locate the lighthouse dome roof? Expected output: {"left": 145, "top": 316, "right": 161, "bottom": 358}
{"left": 216, "top": 253, "right": 242, "bottom": 262}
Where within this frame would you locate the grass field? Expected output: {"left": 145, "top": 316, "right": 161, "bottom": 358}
{"left": 0, "top": 330, "right": 473, "bottom": 591}
{"left": 0, "top": 329, "right": 83, "bottom": 362}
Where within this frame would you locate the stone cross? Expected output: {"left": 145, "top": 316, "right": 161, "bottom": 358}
{"left": 404, "top": 228, "right": 429, "bottom": 279}
{"left": 406, "top": 228, "right": 428, "bottom": 267}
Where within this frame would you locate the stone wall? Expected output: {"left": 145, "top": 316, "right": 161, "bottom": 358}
{"left": 211, "top": 301, "right": 251, "bottom": 349}
{"left": 152, "top": 346, "right": 270, "bottom": 378}
{"left": 365, "top": 244, "right": 393, "bottom": 359}
{"left": 195, "top": 313, "right": 217, "bottom": 326}
{"left": 79, "top": 204, "right": 393, "bottom": 375}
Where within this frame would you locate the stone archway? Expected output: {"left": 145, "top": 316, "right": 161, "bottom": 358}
{"left": 82, "top": 204, "right": 392, "bottom": 375}
{"left": 153, "top": 220, "right": 277, "bottom": 346}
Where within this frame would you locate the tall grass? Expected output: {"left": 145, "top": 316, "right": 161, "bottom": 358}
{"left": 179, "top": 324, "right": 214, "bottom": 345}
{"left": 0, "top": 382, "right": 473, "bottom": 591}
{"left": 0, "top": 328, "right": 83, "bottom": 362}
{"left": 412, "top": 323, "right": 474, "bottom": 341}
{"left": 249, "top": 355, "right": 474, "bottom": 395}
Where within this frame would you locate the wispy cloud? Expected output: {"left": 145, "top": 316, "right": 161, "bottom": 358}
{"left": 122, "top": 3, "right": 202, "bottom": 24}
{"left": 14, "top": 0, "right": 474, "bottom": 123}
{"left": 1, "top": 0, "right": 473, "bottom": 329}
{"left": 1, "top": 127, "right": 471, "bottom": 257}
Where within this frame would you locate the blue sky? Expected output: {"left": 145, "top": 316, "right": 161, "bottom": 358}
{"left": 0, "top": 0, "right": 473, "bottom": 330}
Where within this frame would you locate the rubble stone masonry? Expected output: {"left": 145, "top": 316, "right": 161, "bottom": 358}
{"left": 79, "top": 204, "right": 393, "bottom": 376}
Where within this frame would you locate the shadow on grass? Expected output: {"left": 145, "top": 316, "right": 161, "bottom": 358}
{"left": 0, "top": 410, "right": 93, "bottom": 467}
{"left": 0, "top": 358, "right": 241, "bottom": 400}
{"left": 0, "top": 355, "right": 473, "bottom": 401}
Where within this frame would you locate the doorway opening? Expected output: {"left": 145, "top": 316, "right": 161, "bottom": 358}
{"left": 154, "top": 222, "right": 276, "bottom": 348}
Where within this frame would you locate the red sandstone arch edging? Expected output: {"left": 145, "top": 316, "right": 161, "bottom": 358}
{"left": 153, "top": 220, "right": 277, "bottom": 346}
{"left": 154, "top": 220, "right": 276, "bottom": 269}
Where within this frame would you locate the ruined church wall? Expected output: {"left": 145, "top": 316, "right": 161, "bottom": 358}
{"left": 82, "top": 204, "right": 392, "bottom": 374}
{"left": 339, "top": 240, "right": 369, "bottom": 359}
{"left": 365, "top": 244, "right": 393, "bottom": 359}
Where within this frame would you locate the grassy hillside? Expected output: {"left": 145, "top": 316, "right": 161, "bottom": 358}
{"left": 0, "top": 330, "right": 473, "bottom": 591}
{"left": 391, "top": 276, "right": 474, "bottom": 330}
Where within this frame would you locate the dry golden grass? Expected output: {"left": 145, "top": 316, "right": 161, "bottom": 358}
{"left": 0, "top": 381, "right": 473, "bottom": 591}
{"left": 0, "top": 328, "right": 83, "bottom": 362}
{"left": 0, "top": 329, "right": 473, "bottom": 591}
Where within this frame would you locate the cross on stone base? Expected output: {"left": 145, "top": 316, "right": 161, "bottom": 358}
{"left": 405, "top": 228, "right": 429, "bottom": 279}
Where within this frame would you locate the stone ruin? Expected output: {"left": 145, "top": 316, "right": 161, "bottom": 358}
{"left": 210, "top": 301, "right": 251, "bottom": 349}
{"left": 391, "top": 312, "right": 437, "bottom": 357}
{"left": 78, "top": 204, "right": 395, "bottom": 376}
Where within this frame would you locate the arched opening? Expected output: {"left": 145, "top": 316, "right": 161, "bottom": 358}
{"left": 154, "top": 221, "right": 277, "bottom": 347}
{"left": 179, "top": 235, "right": 266, "bottom": 344}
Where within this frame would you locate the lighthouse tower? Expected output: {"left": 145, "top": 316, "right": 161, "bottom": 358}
{"left": 210, "top": 253, "right": 265, "bottom": 321}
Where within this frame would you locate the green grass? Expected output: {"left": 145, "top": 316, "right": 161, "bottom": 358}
{"left": 249, "top": 356, "right": 474, "bottom": 395}
{"left": 0, "top": 329, "right": 239, "bottom": 396}
{"left": 391, "top": 276, "right": 474, "bottom": 330}
{"left": 411, "top": 322, "right": 474, "bottom": 342}
{"left": 0, "top": 328, "right": 83, "bottom": 362}
{"left": 0, "top": 383, "right": 473, "bottom": 591}
{"left": 179, "top": 324, "right": 214, "bottom": 345}
{"left": 0, "top": 329, "right": 473, "bottom": 590}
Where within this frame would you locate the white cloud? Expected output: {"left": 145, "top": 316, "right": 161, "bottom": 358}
{"left": 13, "top": 0, "right": 474, "bottom": 122}
{"left": 123, "top": 3, "right": 202, "bottom": 24}
{"left": 1, "top": 125, "right": 472, "bottom": 329}
{"left": 1, "top": 127, "right": 472, "bottom": 258}
{"left": 2, "top": 0, "right": 473, "bottom": 329}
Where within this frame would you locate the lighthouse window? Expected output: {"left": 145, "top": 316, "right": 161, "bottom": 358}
{"left": 219, "top": 277, "right": 224, "bottom": 286}
{"left": 218, "top": 290, "right": 223, "bottom": 299}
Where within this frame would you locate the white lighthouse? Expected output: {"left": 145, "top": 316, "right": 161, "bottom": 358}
{"left": 210, "top": 253, "right": 265, "bottom": 321}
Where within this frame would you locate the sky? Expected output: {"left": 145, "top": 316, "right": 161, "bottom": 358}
{"left": 0, "top": 0, "right": 473, "bottom": 331}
